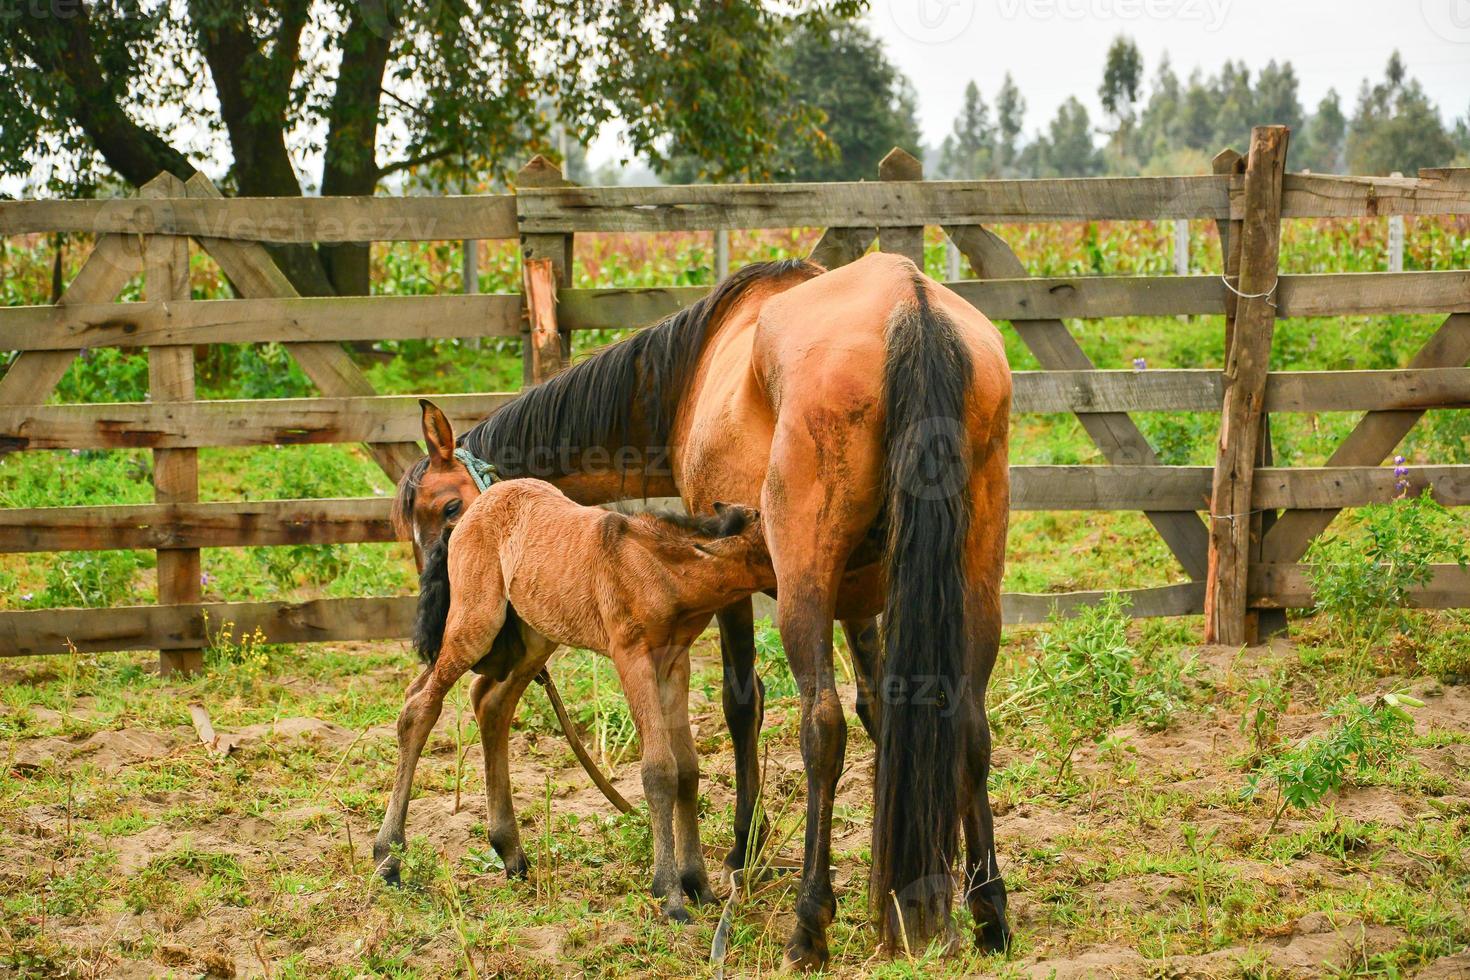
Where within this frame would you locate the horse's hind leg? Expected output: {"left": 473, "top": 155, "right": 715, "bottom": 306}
{"left": 612, "top": 641, "right": 688, "bottom": 922}
{"left": 960, "top": 453, "right": 1012, "bottom": 952}
{"left": 373, "top": 598, "right": 507, "bottom": 884}
{"left": 661, "top": 647, "right": 715, "bottom": 905}
{"left": 470, "top": 627, "right": 555, "bottom": 880}
{"left": 716, "top": 598, "right": 768, "bottom": 875}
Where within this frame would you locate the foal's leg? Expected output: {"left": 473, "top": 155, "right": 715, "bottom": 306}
{"left": 373, "top": 598, "right": 508, "bottom": 884}
{"left": 661, "top": 647, "right": 715, "bottom": 905}
{"left": 470, "top": 627, "right": 556, "bottom": 880}
{"left": 611, "top": 641, "right": 688, "bottom": 922}
{"left": 716, "top": 599, "right": 768, "bottom": 875}
{"left": 841, "top": 616, "right": 882, "bottom": 742}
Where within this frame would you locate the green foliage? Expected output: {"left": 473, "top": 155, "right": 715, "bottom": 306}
{"left": 1243, "top": 692, "right": 1420, "bottom": 831}
{"left": 1005, "top": 594, "right": 1192, "bottom": 774}
{"left": 753, "top": 618, "right": 798, "bottom": 700}
{"left": 1238, "top": 672, "right": 1290, "bottom": 767}
{"left": 38, "top": 550, "right": 147, "bottom": 609}
{"left": 1307, "top": 493, "right": 1469, "bottom": 649}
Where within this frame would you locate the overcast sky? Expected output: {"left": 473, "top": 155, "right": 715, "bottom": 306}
{"left": 586, "top": 0, "right": 1469, "bottom": 168}
{"left": 875, "top": 0, "right": 1469, "bottom": 145}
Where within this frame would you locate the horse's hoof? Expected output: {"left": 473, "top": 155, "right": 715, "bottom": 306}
{"left": 683, "top": 870, "right": 718, "bottom": 905}
{"left": 664, "top": 903, "right": 692, "bottom": 925}
{"left": 781, "top": 925, "right": 829, "bottom": 972}
{"left": 377, "top": 863, "right": 401, "bottom": 888}
{"left": 504, "top": 853, "right": 530, "bottom": 881}
{"left": 976, "top": 918, "right": 1012, "bottom": 954}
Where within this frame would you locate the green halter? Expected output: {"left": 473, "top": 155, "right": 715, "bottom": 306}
{"left": 453, "top": 447, "right": 498, "bottom": 493}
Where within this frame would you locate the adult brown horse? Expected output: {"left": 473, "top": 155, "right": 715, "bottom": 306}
{"left": 392, "top": 252, "right": 1012, "bottom": 966}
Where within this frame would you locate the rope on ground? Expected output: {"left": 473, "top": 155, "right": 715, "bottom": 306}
{"left": 536, "top": 669, "right": 633, "bottom": 814}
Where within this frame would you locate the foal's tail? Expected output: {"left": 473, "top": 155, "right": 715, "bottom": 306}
{"left": 871, "top": 277, "right": 974, "bottom": 948}
{"left": 412, "top": 525, "right": 454, "bottom": 666}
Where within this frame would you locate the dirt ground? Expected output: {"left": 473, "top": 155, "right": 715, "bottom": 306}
{"left": 2, "top": 634, "right": 1468, "bottom": 978}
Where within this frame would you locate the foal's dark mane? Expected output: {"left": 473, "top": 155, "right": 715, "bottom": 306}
{"left": 631, "top": 506, "right": 752, "bottom": 541}
{"left": 395, "top": 258, "right": 818, "bottom": 526}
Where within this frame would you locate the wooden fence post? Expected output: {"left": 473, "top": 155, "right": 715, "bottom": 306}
{"left": 1205, "top": 126, "right": 1290, "bottom": 645}
{"left": 878, "top": 148, "right": 924, "bottom": 266}
{"left": 141, "top": 173, "right": 203, "bottom": 676}
{"left": 517, "top": 156, "right": 573, "bottom": 385}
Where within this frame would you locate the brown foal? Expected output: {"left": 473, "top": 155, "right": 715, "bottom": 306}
{"left": 373, "top": 478, "right": 774, "bottom": 921}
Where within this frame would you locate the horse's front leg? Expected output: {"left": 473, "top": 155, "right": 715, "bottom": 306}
{"left": 372, "top": 664, "right": 455, "bottom": 884}
{"left": 611, "top": 641, "right": 688, "bottom": 922}
{"left": 374, "top": 598, "right": 507, "bottom": 884}
{"left": 470, "top": 627, "right": 556, "bottom": 880}
{"left": 841, "top": 616, "right": 882, "bottom": 742}
{"left": 716, "top": 598, "right": 768, "bottom": 875}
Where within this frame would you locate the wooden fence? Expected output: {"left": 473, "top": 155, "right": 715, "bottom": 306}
{"left": 2, "top": 130, "right": 1468, "bottom": 666}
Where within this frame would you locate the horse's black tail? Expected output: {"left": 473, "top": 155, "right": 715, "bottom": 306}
{"left": 870, "top": 276, "right": 974, "bottom": 949}
{"left": 412, "top": 525, "right": 454, "bottom": 665}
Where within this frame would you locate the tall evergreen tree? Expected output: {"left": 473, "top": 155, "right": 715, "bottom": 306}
{"left": 939, "top": 80, "right": 994, "bottom": 177}
{"left": 1300, "top": 89, "right": 1347, "bottom": 172}
{"left": 1042, "top": 97, "right": 1102, "bottom": 176}
{"left": 1347, "top": 52, "right": 1457, "bottom": 174}
{"left": 995, "top": 73, "right": 1027, "bottom": 176}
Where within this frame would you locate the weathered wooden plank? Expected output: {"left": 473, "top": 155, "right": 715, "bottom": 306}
{"left": 141, "top": 174, "right": 202, "bottom": 676}
{"left": 1207, "top": 126, "right": 1289, "bottom": 645}
{"left": 0, "top": 596, "right": 416, "bottom": 656}
{"left": 0, "top": 392, "right": 513, "bottom": 451}
{"left": 0, "top": 294, "right": 523, "bottom": 350}
{"left": 1262, "top": 313, "right": 1470, "bottom": 565}
{"left": 553, "top": 271, "right": 1469, "bottom": 332}
{"left": 518, "top": 175, "right": 1234, "bottom": 233}
{"left": 948, "top": 222, "right": 1214, "bottom": 581}
{"left": 518, "top": 156, "right": 574, "bottom": 385}
{"left": 0, "top": 498, "right": 396, "bottom": 552}
{"left": 0, "top": 194, "right": 518, "bottom": 242}
{"left": 1250, "top": 563, "right": 1470, "bottom": 610}
{"left": 1277, "top": 170, "right": 1470, "bottom": 219}
{"left": 878, "top": 148, "right": 924, "bottom": 264}
{"left": 1251, "top": 465, "right": 1470, "bottom": 509}
{"left": 808, "top": 227, "right": 875, "bottom": 269}
{"left": 1002, "top": 582, "right": 1204, "bottom": 624}
{"left": 1014, "top": 368, "right": 1470, "bottom": 414}
{"left": 185, "top": 174, "right": 425, "bottom": 480}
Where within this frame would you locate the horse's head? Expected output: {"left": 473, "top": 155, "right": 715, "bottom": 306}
{"left": 393, "top": 400, "right": 482, "bottom": 570}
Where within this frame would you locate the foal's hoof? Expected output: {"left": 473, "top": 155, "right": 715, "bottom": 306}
{"left": 373, "top": 846, "right": 402, "bottom": 887}
{"left": 781, "top": 924, "right": 829, "bottom": 972}
{"left": 664, "top": 903, "right": 692, "bottom": 925}
{"left": 975, "top": 917, "right": 1012, "bottom": 954}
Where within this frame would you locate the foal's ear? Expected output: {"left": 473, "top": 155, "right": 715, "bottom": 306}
{"left": 419, "top": 399, "right": 455, "bottom": 464}
{"left": 712, "top": 500, "right": 756, "bottom": 537}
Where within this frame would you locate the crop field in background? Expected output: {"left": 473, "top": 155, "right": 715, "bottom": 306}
{"left": 2, "top": 219, "right": 1469, "bottom": 976}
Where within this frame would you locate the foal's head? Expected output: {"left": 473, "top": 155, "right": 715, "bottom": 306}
{"left": 635, "top": 502, "right": 774, "bottom": 595}
{"left": 393, "top": 400, "right": 480, "bottom": 569}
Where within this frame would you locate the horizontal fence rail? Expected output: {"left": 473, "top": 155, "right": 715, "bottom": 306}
{"left": 2, "top": 148, "right": 1468, "bottom": 662}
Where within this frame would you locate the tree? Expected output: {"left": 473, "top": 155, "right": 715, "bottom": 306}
{"left": 1300, "top": 89, "right": 1347, "bottom": 173}
{"left": 1254, "top": 60, "right": 1304, "bottom": 133}
{"left": 1098, "top": 36, "right": 1143, "bottom": 171}
{"left": 1347, "top": 53, "right": 1457, "bottom": 175}
{"left": 939, "top": 81, "right": 993, "bottom": 178}
{"left": 1041, "top": 97, "right": 1102, "bottom": 177}
{"left": 663, "top": 19, "right": 919, "bottom": 183}
{"left": 994, "top": 73, "right": 1026, "bottom": 176}
{"left": 0, "top": 0, "right": 862, "bottom": 295}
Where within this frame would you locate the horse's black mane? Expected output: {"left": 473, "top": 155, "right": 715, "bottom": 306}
{"left": 395, "top": 258, "right": 817, "bottom": 526}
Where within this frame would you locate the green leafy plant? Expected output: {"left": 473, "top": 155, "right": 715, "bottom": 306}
{"left": 1307, "top": 493, "right": 1468, "bottom": 650}
{"left": 38, "top": 550, "right": 146, "bottom": 608}
{"left": 1243, "top": 692, "right": 1420, "bottom": 832}
{"left": 1238, "top": 672, "right": 1290, "bottom": 767}
{"left": 1005, "top": 594, "right": 1192, "bottom": 776}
